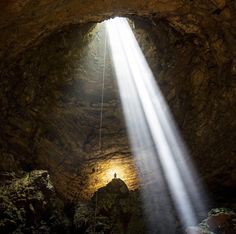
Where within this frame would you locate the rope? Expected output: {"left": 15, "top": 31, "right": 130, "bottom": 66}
{"left": 94, "top": 26, "right": 107, "bottom": 233}
{"left": 99, "top": 27, "right": 107, "bottom": 151}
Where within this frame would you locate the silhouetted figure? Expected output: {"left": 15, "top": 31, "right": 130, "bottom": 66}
{"left": 114, "top": 173, "right": 117, "bottom": 179}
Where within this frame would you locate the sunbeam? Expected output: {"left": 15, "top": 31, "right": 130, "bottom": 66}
{"left": 105, "top": 17, "right": 207, "bottom": 232}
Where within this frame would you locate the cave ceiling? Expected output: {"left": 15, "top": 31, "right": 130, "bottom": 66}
{"left": 0, "top": 0, "right": 235, "bottom": 61}
{"left": 0, "top": 0, "right": 236, "bottom": 200}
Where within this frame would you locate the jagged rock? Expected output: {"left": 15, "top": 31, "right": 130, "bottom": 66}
{"left": 74, "top": 179, "right": 145, "bottom": 234}
{"left": 0, "top": 170, "right": 71, "bottom": 233}
{"left": 0, "top": 2, "right": 236, "bottom": 200}
{"left": 186, "top": 208, "right": 236, "bottom": 234}
{"left": 0, "top": 1, "right": 236, "bottom": 231}
{"left": 91, "top": 178, "right": 129, "bottom": 215}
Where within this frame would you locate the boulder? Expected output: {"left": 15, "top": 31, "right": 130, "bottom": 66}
{"left": 0, "top": 170, "right": 71, "bottom": 233}
{"left": 186, "top": 208, "right": 236, "bottom": 234}
{"left": 74, "top": 178, "right": 145, "bottom": 234}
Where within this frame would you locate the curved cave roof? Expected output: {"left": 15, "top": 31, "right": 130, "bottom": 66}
{"left": 0, "top": 0, "right": 233, "bottom": 60}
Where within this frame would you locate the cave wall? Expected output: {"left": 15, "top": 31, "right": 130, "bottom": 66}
{"left": 135, "top": 18, "right": 236, "bottom": 191}
{"left": 0, "top": 22, "right": 138, "bottom": 200}
{"left": 0, "top": 0, "right": 236, "bottom": 200}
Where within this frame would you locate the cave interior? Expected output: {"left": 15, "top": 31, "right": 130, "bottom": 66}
{"left": 0, "top": 0, "right": 236, "bottom": 234}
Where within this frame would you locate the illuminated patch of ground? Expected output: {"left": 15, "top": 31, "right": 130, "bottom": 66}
{"left": 85, "top": 156, "right": 139, "bottom": 198}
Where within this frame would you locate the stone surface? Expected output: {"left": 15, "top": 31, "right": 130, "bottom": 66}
{"left": 73, "top": 178, "right": 188, "bottom": 233}
{"left": 0, "top": 173, "right": 235, "bottom": 233}
{"left": 74, "top": 178, "right": 146, "bottom": 234}
{"left": 0, "top": 0, "right": 235, "bottom": 203}
{"left": 0, "top": 0, "right": 184, "bottom": 60}
{"left": 186, "top": 208, "right": 236, "bottom": 234}
{"left": 0, "top": 0, "right": 236, "bottom": 63}
{"left": 0, "top": 170, "right": 71, "bottom": 233}
{"left": 1, "top": 1, "right": 236, "bottom": 233}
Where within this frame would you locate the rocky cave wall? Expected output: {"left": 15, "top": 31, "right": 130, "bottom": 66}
{"left": 0, "top": 0, "right": 236, "bottom": 202}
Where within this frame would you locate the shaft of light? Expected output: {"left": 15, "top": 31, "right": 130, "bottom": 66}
{"left": 106, "top": 17, "right": 206, "bottom": 230}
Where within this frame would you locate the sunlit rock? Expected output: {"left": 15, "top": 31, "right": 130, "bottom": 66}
{"left": 74, "top": 178, "right": 145, "bottom": 233}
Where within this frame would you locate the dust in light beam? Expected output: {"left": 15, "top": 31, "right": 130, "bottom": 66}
{"left": 105, "top": 16, "right": 208, "bottom": 231}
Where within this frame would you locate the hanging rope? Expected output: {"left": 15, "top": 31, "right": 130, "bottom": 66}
{"left": 94, "top": 26, "right": 107, "bottom": 234}
{"left": 99, "top": 27, "right": 107, "bottom": 151}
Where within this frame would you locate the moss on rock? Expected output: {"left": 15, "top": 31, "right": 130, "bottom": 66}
{"left": 0, "top": 170, "right": 71, "bottom": 233}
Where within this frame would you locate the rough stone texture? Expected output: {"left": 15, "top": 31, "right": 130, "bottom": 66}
{"left": 0, "top": 170, "right": 71, "bottom": 233}
{"left": 0, "top": 0, "right": 236, "bottom": 202}
{"left": 0, "top": 0, "right": 184, "bottom": 60}
{"left": 186, "top": 208, "right": 236, "bottom": 234}
{"left": 73, "top": 178, "right": 188, "bottom": 234}
{"left": 138, "top": 17, "right": 236, "bottom": 193}
{"left": 74, "top": 178, "right": 146, "bottom": 234}
{"left": 0, "top": 21, "right": 140, "bottom": 200}
{"left": 0, "top": 172, "right": 235, "bottom": 234}
{"left": 0, "top": 0, "right": 236, "bottom": 63}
